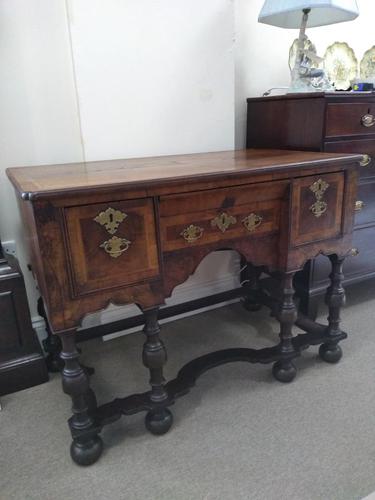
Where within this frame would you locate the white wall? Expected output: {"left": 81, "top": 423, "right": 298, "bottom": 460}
{"left": 235, "top": 0, "right": 375, "bottom": 148}
{"left": 0, "top": 0, "right": 238, "bottom": 339}
{"left": 0, "top": 0, "right": 83, "bottom": 321}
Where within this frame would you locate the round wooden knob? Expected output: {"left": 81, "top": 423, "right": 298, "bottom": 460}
{"left": 360, "top": 154, "right": 372, "bottom": 167}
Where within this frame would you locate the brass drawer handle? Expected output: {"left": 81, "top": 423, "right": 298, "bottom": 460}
{"left": 242, "top": 213, "right": 263, "bottom": 232}
{"left": 355, "top": 200, "right": 365, "bottom": 211}
{"left": 309, "top": 178, "right": 329, "bottom": 218}
{"left": 360, "top": 154, "right": 372, "bottom": 167}
{"left": 350, "top": 247, "right": 360, "bottom": 257}
{"left": 180, "top": 224, "right": 204, "bottom": 243}
{"left": 361, "top": 114, "right": 375, "bottom": 128}
{"left": 100, "top": 236, "right": 131, "bottom": 258}
{"left": 211, "top": 212, "right": 237, "bottom": 233}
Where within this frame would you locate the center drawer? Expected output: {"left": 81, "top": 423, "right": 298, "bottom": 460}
{"left": 159, "top": 181, "right": 287, "bottom": 252}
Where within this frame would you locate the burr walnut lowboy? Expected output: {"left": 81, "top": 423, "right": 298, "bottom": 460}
{"left": 7, "top": 148, "right": 362, "bottom": 465}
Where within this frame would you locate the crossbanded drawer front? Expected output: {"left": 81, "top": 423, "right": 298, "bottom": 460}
{"left": 290, "top": 172, "right": 345, "bottom": 247}
{"left": 326, "top": 102, "right": 375, "bottom": 138}
{"left": 64, "top": 198, "right": 160, "bottom": 297}
{"left": 161, "top": 199, "right": 281, "bottom": 252}
{"left": 324, "top": 138, "right": 375, "bottom": 178}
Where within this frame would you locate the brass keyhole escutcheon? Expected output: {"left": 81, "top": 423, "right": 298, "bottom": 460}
{"left": 94, "top": 207, "right": 127, "bottom": 235}
{"left": 211, "top": 212, "right": 237, "bottom": 233}
{"left": 309, "top": 178, "right": 329, "bottom": 218}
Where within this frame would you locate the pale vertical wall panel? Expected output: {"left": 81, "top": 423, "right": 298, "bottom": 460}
{"left": 0, "top": 0, "right": 83, "bottom": 318}
{"left": 67, "top": 0, "right": 235, "bottom": 159}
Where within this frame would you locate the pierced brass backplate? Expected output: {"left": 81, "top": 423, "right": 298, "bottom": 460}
{"left": 180, "top": 224, "right": 204, "bottom": 243}
{"left": 242, "top": 213, "right": 263, "bottom": 232}
{"left": 94, "top": 207, "right": 127, "bottom": 234}
{"left": 100, "top": 235, "right": 131, "bottom": 258}
{"left": 309, "top": 178, "right": 329, "bottom": 218}
{"left": 211, "top": 212, "right": 237, "bottom": 233}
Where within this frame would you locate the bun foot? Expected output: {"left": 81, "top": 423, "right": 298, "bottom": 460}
{"left": 319, "top": 343, "right": 342, "bottom": 364}
{"left": 272, "top": 360, "right": 297, "bottom": 383}
{"left": 70, "top": 435, "right": 103, "bottom": 466}
{"left": 145, "top": 408, "right": 173, "bottom": 435}
{"left": 241, "top": 297, "right": 262, "bottom": 312}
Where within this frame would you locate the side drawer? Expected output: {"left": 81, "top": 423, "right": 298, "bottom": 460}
{"left": 160, "top": 181, "right": 287, "bottom": 252}
{"left": 325, "top": 102, "right": 375, "bottom": 138}
{"left": 64, "top": 198, "right": 160, "bottom": 296}
{"left": 324, "top": 138, "right": 375, "bottom": 178}
{"left": 354, "top": 181, "right": 375, "bottom": 226}
{"left": 290, "top": 172, "right": 344, "bottom": 247}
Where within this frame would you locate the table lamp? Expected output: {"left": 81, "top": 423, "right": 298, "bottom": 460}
{"left": 258, "top": 0, "right": 359, "bottom": 93}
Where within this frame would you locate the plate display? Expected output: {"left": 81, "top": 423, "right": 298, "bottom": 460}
{"left": 360, "top": 46, "right": 375, "bottom": 79}
{"left": 324, "top": 42, "right": 358, "bottom": 90}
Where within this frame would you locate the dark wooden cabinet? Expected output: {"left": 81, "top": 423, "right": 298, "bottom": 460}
{"left": 247, "top": 92, "right": 375, "bottom": 317}
{"left": 0, "top": 249, "right": 48, "bottom": 396}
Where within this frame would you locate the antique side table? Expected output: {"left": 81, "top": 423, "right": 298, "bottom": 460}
{"left": 7, "top": 149, "right": 361, "bottom": 465}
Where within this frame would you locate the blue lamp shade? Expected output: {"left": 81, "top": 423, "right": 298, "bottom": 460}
{"left": 258, "top": 0, "right": 359, "bottom": 28}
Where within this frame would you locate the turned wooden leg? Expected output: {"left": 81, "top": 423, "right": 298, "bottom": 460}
{"left": 39, "top": 297, "right": 64, "bottom": 372}
{"left": 142, "top": 307, "right": 173, "bottom": 435}
{"left": 57, "top": 331, "right": 102, "bottom": 466}
{"left": 319, "top": 255, "right": 345, "bottom": 364}
{"left": 272, "top": 272, "right": 298, "bottom": 383}
{"left": 241, "top": 260, "right": 263, "bottom": 312}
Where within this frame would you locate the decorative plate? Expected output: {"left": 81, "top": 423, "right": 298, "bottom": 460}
{"left": 360, "top": 46, "right": 375, "bottom": 79}
{"left": 324, "top": 42, "right": 358, "bottom": 90}
{"left": 288, "top": 38, "right": 319, "bottom": 72}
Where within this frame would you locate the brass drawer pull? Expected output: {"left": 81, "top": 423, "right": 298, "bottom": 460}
{"left": 242, "top": 213, "right": 263, "bottom": 232}
{"left": 100, "top": 236, "right": 131, "bottom": 258}
{"left": 355, "top": 200, "right": 365, "bottom": 211}
{"left": 361, "top": 114, "right": 375, "bottom": 128}
{"left": 180, "top": 224, "right": 204, "bottom": 243}
{"left": 350, "top": 247, "right": 360, "bottom": 257}
{"left": 360, "top": 154, "right": 372, "bottom": 167}
{"left": 309, "top": 178, "right": 329, "bottom": 218}
{"left": 211, "top": 212, "right": 237, "bottom": 233}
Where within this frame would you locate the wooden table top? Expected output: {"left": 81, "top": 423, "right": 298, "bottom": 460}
{"left": 7, "top": 148, "right": 362, "bottom": 199}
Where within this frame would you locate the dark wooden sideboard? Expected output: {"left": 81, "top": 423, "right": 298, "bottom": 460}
{"left": 0, "top": 246, "right": 48, "bottom": 395}
{"left": 7, "top": 149, "right": 361, "bottom": 465}
{"left": 247, "top": 92, "right": 375, "bottom": 317}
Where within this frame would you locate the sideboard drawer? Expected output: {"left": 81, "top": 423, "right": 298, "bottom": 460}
{"left": 324, "top": 138, "right": 375, "bottom": 178}
{"left": 326, "top": 103, "right": 375, "bottom": 138}
{"left": 160, "top": 182, "right": 286, "bottom": 251}
{"left": 64, "top": 198, "right": 160, "bottom": 296}
{"left": 291, "top": 172, "right": 344, "bottom": 247}
{"left": 354, "top": 181, "right": 375, "bottom": 226}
